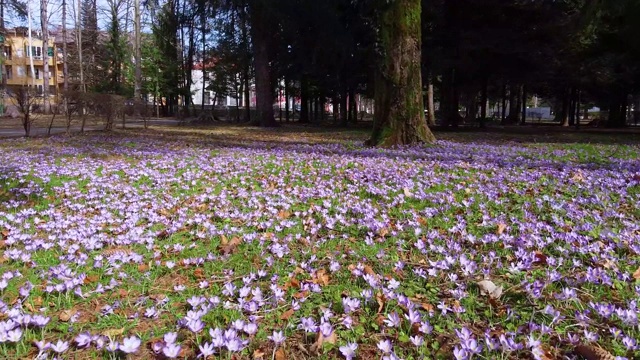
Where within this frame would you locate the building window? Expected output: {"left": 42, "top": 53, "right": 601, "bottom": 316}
{"left": 35, "top": 68, "right": 40, "bottom": 79}
{"left": 5, "top": 65, "right": 12, "bottom": 80}
{"left": 16, "top": 66, "right": 25, "bottom": 77}
{"left": 3, "top": 46, "right": 11, "bottom": 60}
{"left": 24, "top": 46, "right": 42, "bottom": 58}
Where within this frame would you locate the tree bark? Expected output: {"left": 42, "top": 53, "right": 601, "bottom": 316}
{"left": 134, "top": 0, "right": 141, "bottom": 102}
{"left": 369, "top": 0, "right": 435, "bottom": 146}
{"left": 561, "top": 89, "right": 570, "bottom": 127}
{"left": 520, "top": 85, "right": 527, "bottom": 125}
{"left": 299, "top": 76, "right": 309, "bottom": 123}
{"left": 501, "top": 83, "right": 507, "bottom": 125}
{"left": 340, "top": 91, "right": 348, "bottom": 126}
{"left": 427, "top": 82, "right": 436, "bottom": 126}
{"left": 249, "top": 2, "right": 276, "bottom": 127}
{"left": 41, "top": 0, "right": 50, "bottom": 113}
{"left": 480, "top": 77, "right": 488, "bottom": 128}
{"left": 349, "top": 88, "right": 356, "bottom": 124}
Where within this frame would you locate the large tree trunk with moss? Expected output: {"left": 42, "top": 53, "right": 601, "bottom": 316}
{"left": 369, "top": 0, "right": 435, "bottom": 146}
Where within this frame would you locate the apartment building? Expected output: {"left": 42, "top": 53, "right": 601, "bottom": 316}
{"left": 1, "top": 27, "right": 64, "bottom": 107}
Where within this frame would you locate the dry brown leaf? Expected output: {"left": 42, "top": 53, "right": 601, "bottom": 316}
{"left": 421, "top": 302, "right": 434, "bottom": 312}
{"left": 364, "top": 265, "right": 376, "bottom": 276}
{"left": 0, "top": 240, "right": 5, "bottom": 248}
{"left": 275, "top": 349, "right": 286, "bottom": 360}
{"left": 496, "top": 223, "right": 507, "bottom": 235}
{"left": 571, "top": 171, "right": 585, "bottom": 182}
{"left": 534, "top": 251, "right": 548, "bottom": 265}
{"left": 277, "top": 210, "right": 292, "bottom": 219}
{"left": 138, "top": 264, "right": 150, "bottom": 272}
{"left": 280, "top": 309, "right": 295, "bottom": 321}
{"left": 84, "top": 275, "right": 100, "bottom": 284}
{"left": 312, "top": 330, "right": 337, "bottom": 352}
{"left": 219, "top": 236, "right": 242, "bottom": 255}
{"left": 101, "top": 328, "right": 125, "bottom": 337}
{"left": 314, "top": 269, "right": 330, "bottom": 286}
{"left": 574, "top": 344, "right": 615, "bottom": 360}
{"left": 633, "top": 266, "right": 640, "bottom": 280}
{"left": 293, "top": 291, "right": 309, "bottom": 299}
{"left": 252, "top": 349, "right": 265, "bottom": 359}
{"left": 376, "top": 292, "right": 385, "bottom": 313}
{"left": 289, "top": 278, "right": 300, "bottom": 289}
{"left": 194, "top": 268, "right": 205, "bottom": 280}
{"left": 379, "top": 227, "right": 389, "bottom": 238}
{"left": 59, "top": 309, "right": 77, "bottom": 322}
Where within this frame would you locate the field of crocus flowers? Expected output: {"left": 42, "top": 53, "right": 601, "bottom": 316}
{"left": 0, "top": 127, "right": 639, "bottom": 360}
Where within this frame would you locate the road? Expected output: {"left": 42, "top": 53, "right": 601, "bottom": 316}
{"left": 0, "top": 119, "right": 183, "bottom": 138}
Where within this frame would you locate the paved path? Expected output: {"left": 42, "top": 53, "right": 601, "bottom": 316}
{"left": 0, "top": 119, "right": 183, "bottom": 138}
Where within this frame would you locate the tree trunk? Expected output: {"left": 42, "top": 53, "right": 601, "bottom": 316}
{"left": 520, "top": 85, "right": 527, "bottom": 125}
{"left": 501, "top": 83, "right": 507, "bottom": 125}
{"left": 568, "top": 87, "right": 576, "bottom": 126}
{"left": 480, "top": 77, "right": 488, "bottom": 128}
{"left": 369, "top": 0, "right": 435, "bottom": 146}
{"left": 561, "top": 90, "right": 570, "bottom": 127}
{"left": 299, "top": 76, "right": 309, "bottom": 123}
{"left": 285, "top": 78, "right": 290, "bottom": 122}
{"left": 249, "top": 2, "right": 276, "bottom": 127}
{"left": 41, "top": 0, "right": 50, "bottom": 113}
{"left": 349, "top": 88, "right": 357, "bottom": 124}
{"left": 427, "top": 82, "right": 436, "bottom": 126}
{"left": 134, "top": 0, "right": 141, "bottom": 102}
{"left": 634, "top": 95, "right": 640, "bottom": 125}
{"left": 340, "top": 91, "right": 348, "bottom": 126}
{"left": 62, "top": 0, "right": 69, "bottom": 111}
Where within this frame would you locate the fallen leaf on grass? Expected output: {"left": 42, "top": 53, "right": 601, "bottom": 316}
{"left": 314, "top": 269, "right": 330, "bottom": 286}
{"left": 293, "top": 291, "right": 309, "bottom": 299}
{"left": 496, "top": 223, "right": 507, "bottom": 235}
{"left": 534, "top": 251, "right": 548, "bottom": 265}
{"left": 59, "top": 309, "right": 77, "bottom": 322}
{"left": 311, "top": 330, "right": 337, "bottom": 352}
{"left": 277, "top": 210, "right": 292, "bottom": 219}
{"left": 280, "top": 309, "right": 294, "bottom": 321}
{"left": 571, "top": 171, "right": 585, "bottom": 182}
{"left": 574, "top": 344, "right": 615, "bottom": 360}
{"left": 219, "top": 236, "right": 242, "bottom": 255}
{"left": 138, "top": 264, "right": 150, "bottom": 272}
{"left": 252, "top": 349, "right": 265, "bottom": 359}
{"left": 101, "top": 328, "right": 125, "bottom": 337}
{"left": 275, "top": 349, "right": 286, "bottom": 360}
{"left": 477, "top": 280, "right": 503, "bottom": 299}
{"left": 193, "top": 268, "right": 205, "bottom": 280}
{"left": 376, "top": 292, "right": 385, "bottom": 313}
{"left": 633, "top": 266, "right": 640, "bottom": 280}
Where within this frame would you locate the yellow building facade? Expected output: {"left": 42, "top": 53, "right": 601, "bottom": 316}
{"left": 2, "top": 28, "right": 64, "bottom": 107}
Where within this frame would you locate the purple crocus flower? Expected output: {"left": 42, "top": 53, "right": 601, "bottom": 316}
{"left": 163, "top": 343, "right": 182, "bottom": 358}
{"left": 268, "top": 330, "right": 286, "bottom": 345}
{"left": 120, "top": 336, "right": 141, "bottom": 354}
{"left": 339, "top": 342, "right": 358, "bottom": 360}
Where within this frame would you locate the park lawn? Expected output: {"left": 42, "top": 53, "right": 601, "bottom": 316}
{"left": 0, "top": 128, "right": 639, "bottom": 360}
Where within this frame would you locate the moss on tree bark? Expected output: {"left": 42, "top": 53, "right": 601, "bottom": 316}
{"left": 369, "top": 0, "right": 435, "bottom": 146}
